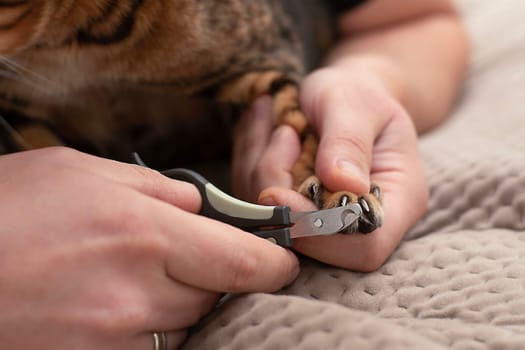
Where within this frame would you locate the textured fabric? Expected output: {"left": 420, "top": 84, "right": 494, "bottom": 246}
{"left": 182, "top": 1, "right": 525, "bottom": 349}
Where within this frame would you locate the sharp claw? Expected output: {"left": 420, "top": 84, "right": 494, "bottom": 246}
{"left": 309, "top": 182, "right": 318, "bottom": 198}
{"left": 359, "top": 197, "right": 370, "bottom": 213}
{"left": 304, "top": 179, "right": 325, "bottom": 208}
{"left": 340, "top": 195, "right": 349, "bottom": 207}
{"left": 370, "top": 185, "right": 382, "bottom": 201}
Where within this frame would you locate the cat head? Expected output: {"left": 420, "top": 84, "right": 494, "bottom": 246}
{"left": 0, "top": 0, "right": 219, "bottom": 94}
{"left": 0, "top": 1, "right": 170, "bottom": 54}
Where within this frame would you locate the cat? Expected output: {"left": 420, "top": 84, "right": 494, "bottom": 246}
{"left": 0, "top": 0, "right": 382, "bottom": 233}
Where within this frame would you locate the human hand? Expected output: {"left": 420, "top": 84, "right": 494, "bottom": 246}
{"left": 0, "top": 147, "right": 298, "bottom": 349}
{"left": 232, "top": 66, "right": 428, "bottom": 271}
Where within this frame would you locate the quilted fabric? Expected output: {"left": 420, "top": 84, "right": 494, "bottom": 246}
{"left": 183, "top": 0, "right": 525, "bottom": 348}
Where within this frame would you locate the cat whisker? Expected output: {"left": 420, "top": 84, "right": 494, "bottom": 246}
{"left": 0, "top": 56, "right": 52, "bottom": 81}
{"left": 0, "top": 67, "right": 49, "bottom": 94}
{"left": 0, "top": 69, "right": 22, "bottom": 80}
{"left": 0, "top": 67, "right": 43, "bottom": 91}
{"left": 0, "top": 56, "right": 62, "bottom": 92}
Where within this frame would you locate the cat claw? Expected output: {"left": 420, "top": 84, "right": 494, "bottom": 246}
{"left": 297, "top": 176, "right": 383, "bottom": 234}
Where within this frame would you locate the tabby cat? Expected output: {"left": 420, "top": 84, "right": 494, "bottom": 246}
{"left": 0, "top": 0, "right": 382, "bottom": 233}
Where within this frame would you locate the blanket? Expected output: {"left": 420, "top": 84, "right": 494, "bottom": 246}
{"left": 183, "top": 1, "right": 525, "bottom": 348}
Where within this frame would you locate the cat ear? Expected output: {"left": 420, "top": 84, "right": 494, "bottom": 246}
{"left": 0, "top": 1, "right": 48, "bottom": 54}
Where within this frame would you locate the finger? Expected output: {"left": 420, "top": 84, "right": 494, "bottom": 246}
{"left": 142, "top": 197, "right": 300, "bottom": 293}
{"left": 232, "top": 96, "right": 274, "bottom": 200}
{"left": 36, "top": 147, "right": 202, "bottom": 213}
{"left": 249, "top": 125, "right": 301, "bottom": 199}
{"left": 309, "top": 93, "right": 379, "bottom": 193}
{"left": 300, "top": 74, "right": 388, "bottom": 194}
{"left": 291, "top": 113, "right": 428, "bottom": 271}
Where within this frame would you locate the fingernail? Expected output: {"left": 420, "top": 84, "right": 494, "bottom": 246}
{"left": 336, "top": 159, "right": 368, "bottom": 183}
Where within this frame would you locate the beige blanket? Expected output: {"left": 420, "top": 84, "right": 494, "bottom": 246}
{"left": 183, "top": 1, "right": 525, "bottom": 348}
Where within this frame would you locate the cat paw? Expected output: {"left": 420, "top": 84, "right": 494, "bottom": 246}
{"left": 297, "top": 176, "right": 383, "bottom": 234}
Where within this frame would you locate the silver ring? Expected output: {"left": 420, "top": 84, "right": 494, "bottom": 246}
{"left": 152, "top": 331, "right": 168, "bottom": 350}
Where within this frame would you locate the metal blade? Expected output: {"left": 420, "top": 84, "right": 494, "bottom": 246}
{"left": 288, "top": 204, "right": 362, "bottom": 238}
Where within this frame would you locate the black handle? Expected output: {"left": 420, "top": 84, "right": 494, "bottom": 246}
{"left": 131, "top": 153, "right": 292, "bottom": 246}
{"left": 161, "top": 168, "right": 292, "bottom": 230}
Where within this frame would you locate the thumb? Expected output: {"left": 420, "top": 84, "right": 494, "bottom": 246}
{"left": 317, "top": 128, "right": 372, "bottom": 194}
{"left": 309, "top": 96, "right": 378, "bottom": 194}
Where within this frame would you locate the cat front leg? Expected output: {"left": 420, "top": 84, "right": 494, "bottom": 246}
{"left": 216, "top": 70, "right": 307, "bottom": 134}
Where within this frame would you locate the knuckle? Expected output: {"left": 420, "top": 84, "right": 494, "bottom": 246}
{"left": 34, "top": 146, "right": 81, "bottom": 166}
{"left": 129, "top": 162, "right": 159, "bottom": 180}
{"left": 94, "top": 200, "right": 166, "bottom": 256}
{"left": 129, "top": 164, "right": 165, "bottom": 192}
